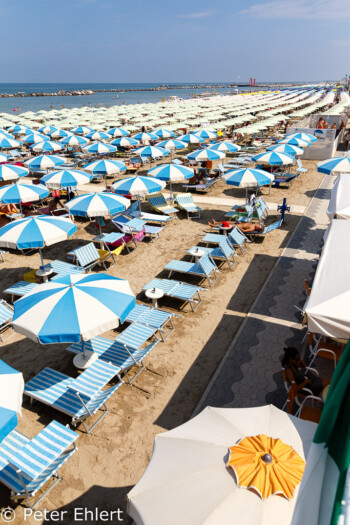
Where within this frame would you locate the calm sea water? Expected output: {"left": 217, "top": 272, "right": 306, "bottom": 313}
{"left": 0, "top": 83, "right": 245, "bottom": 114}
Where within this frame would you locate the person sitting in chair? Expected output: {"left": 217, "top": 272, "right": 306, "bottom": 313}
{"left": 208, "top": 219, "right": 263, "bottom": 233}
{"left": 282, "top": 347, "right": 326, "bottom": 397}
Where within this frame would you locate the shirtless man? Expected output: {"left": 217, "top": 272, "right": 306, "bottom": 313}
{"left": 208, "top": 219, "right": 263, "bottom": 233}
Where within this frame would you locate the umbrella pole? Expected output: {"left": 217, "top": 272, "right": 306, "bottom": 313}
{"left": 39, "top": 248, "right": 44, "bottom": 269}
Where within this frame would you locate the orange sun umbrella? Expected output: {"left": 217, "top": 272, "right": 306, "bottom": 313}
{"left": 227, "top": 434, "right": 305, "bottom": 500}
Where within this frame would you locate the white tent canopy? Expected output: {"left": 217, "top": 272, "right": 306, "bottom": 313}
{"left": 327, "top": 173, "right": 350, "bottom": 220}
{"left": 305, "top": 220, "right": 350, "bottom": 338}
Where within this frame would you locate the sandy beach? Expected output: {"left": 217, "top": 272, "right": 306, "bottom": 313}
{"left": 0, "top": 159, "right": 324, "bottom": 525}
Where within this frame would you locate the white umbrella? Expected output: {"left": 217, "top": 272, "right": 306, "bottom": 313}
{"left": 127, "top": 405, "right": 316, "bottom": 525}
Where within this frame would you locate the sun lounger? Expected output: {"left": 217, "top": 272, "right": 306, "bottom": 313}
{"left": 173, "top": 193, "right": 202, "bottom": 218}
{"left": 225, "top": 203, "right": 255, "bottom": 219}
{"left": 67, "top": 242, "right": 118, "bottom": 270}
{"left": 127, "top": 201, "right": 172, "bottom": 225}
{"left": 164, "top": 253, "right": 219, "bottom": 288}
{"left": 112, "top": 215, "right": 163, "bottom": 241}
{"left": 43, "top": 260, "right": 84, "bottom": 278}
{"left": 0, "top": 421, "right": 78, "bottom": 508}
{"left": 188, "top": 239, "right": 236, "bottom": 269}
{"left": 245, "top": 220, "right": 283, "bottom": 240}
{"left": 125, "top": 304, "right": 175, "bottom": 341}
{"left": 145, "top": 193, "right": 179, "bottom": 217}
{"left": 202, "top": 227, "right": 250, "bottom": 255}
{"left": 4, "top": 281, "right": 38, "bottom": 302}
{"left": 142, "top": 278, "right": 203, "bottom": 312}
{"left": 272, "top": 174, "right": 297, "bottom": 188}
{"left": 24, "top": 360, "right": 121, "bottom": 433}
{"left": 0, "top": 300, "right": 14, "bottom": 342}
{"left": 182, "top": 177, "right": 218, "bottom": 193}
{"left": 67, "top": 337, "right": 158, "bottom": 384}
{"left": 296, "top": 158, "right": 307, "bottom": 174}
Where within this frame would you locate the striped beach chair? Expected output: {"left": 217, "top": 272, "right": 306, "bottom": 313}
{"left": 125, "top": 304, "right": 176, "bottom": 341}
{"left": 202, "top": 228, "right": 250, "bottom": 255}
{"left": 142, "top": 278, "right": 203, "bottom": 312}
{"left": 188, "top": 239, "right": 237, "bottom": 269}
{"left": 174, "top": 193, "right": 202, "bottom": 218}
{"left": 245, "top": 219, "right": 283, "bottom": 240}
{"left": 113, "top": 215, "right": 163, "bottom": 242}
{"left": 44, "top": 260, "right": 84, "bottom": 277}
{"left": 0, "top": 300, "right": 14, "bottom": 342}
{"left": 127, "top": 201, "right": 171, "bottom": 225}
{"left": 0, "top": 420, "right": 78, "bottom": 508}
{"left": 67, "top": 337, "right": 158, "bottom": 384}
{"left": 24, "top": 360, "right": 121, "bottom": 433}
{"left": 145, "top": 193, "right": 179, "bottom": 217}
{"left": 164, "top": 253, "right": 219, "bottom": 288}
{"left": 4, "top": 281, "right": 38, "bottom": 302}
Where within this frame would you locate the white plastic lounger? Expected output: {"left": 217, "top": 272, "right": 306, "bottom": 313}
{"left": 0, "top": 299, "right": 14, "bottom": 342}
{"left": 188, "top": 239, "right": 237, "bottom": 269}
{"left": 164, "top": 253, "right": 219, "bottom": 288}
{"left": 24, "top": 360, "right": 121, "bottom": 433}
{"left": 143, "top": 278, "right": 203, "bottom": 312}
{"left": 0, "top": 421, "right": 78, "bottom": 509}
{"left": 296, "top": 158, "right": 307, "bottom": 173}
{"left": 67, "top": 337, "right": 158, "bottom": 384}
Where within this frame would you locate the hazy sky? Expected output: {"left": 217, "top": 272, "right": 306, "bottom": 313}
{"left": 1, "top": 0, "right": 349, "bottom": 83}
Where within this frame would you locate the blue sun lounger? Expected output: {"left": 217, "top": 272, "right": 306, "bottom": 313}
{"left": 24, "top": 360, "right": 121, "bottom": 433}
{"left": 4, "top": 281, "right": 38, "bottom": 302}
{"left": 126, "top": 200, "right": 172, "bottom": 225}
{"left": 245, "top": 219, "right": 283, "bottom": 240}
{"left": 0, "top": 300, "right": 14, "bottom": 342}
{"left": 67, "top": 337, "right": 158, "bottom": 384}
{"left": 143, "top": 278, "right": 203, "bottom": 312}
{"left": 125, "top": 304, "right": 176, "bottom": 341}
{"left": 202, "top": 227, "right": 250, "bottom": 255}
{"left": 145, "top": 193, "right": 179, "bottom": 217}
{"left": 113, "top": 215, "right": 163, "bottom": 241}
{"left": 164, "top": 253, "right": 219, "bottom": 288}
{"left": 188, "top": 239, "right": 237, "bottom": 269}
{"left": 0, "top": 421, "right": 78, "bottom": 508}
{"left": 174, "top": 193, "right": 202, "bottom": 218}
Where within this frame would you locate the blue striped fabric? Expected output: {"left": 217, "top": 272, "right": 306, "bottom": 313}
{"left": 74, "top": 242, "right": 100, "bottom": 268}
{"left": 165, "top": 253, "right": 218, "bottom": 286}
{"left": 0, "top": 301, "right": 13, "bottom": 325}
{"left": 126, "top": 305, "right": 173, "bottom": 328}
{"left": 143, "top": 278, "right": 200, "bottom": 301}
{"left": 4, "top": 281, "right": 37, "bottom": 298}
{"left": 188, "top": 240, "right": 235, "bottom": 267}
{"left": 45, "top": 260, "right": 83, "bottom": 276}
{"left": 130, "top": 210, "right": 171, "bottom": 223}
{"left": 115, "top": 323, "right": 157, "bottom": 349}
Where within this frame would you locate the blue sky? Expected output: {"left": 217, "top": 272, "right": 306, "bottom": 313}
{"left": 1, "top": 0, "right": 349, "bottom": 83}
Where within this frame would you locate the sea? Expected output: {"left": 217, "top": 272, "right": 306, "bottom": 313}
{"left": 0, "top": 83, "right": 250, "bottom": 114}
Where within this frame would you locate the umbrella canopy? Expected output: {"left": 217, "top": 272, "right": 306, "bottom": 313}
{"left": 111, "top": 137, "right": 139, "bottom": 148}
{"left": 30, "top": 140, "right": 63, "bottom": 153}
{"left": 208, "top": 142, "right": 241, "bottom": 153}
{"left": 285, "top": 132, "right": 317, "bottom": 143}
{"left": 83, "top": 142, "right": 117, "bottom": 154}
{"left": 86, "top": 130, "right": 110, "bottom": 141}
{"left": 40, "top": 169, "right": 93, "bottom": 189}
{"left": 0, "top": 359, "right": 24, "bottom": 443}
{"left": 112, "top": 176, "right": 165, "bottom": 196}
{"left": 0, "top": 164, "right": 29, "bottom": 181}
{"left": 267, "top": 144, "right": 304, "bottom": 156}
{"left": 156, "top": 139, "right": 187, "bottom": 151}
{"left": 0, "top": 215, "right": 77, "bottom": 249}
{"left": 153, "top": 129, "right": 175, "bottom": 139}
{"left": 22, "top": 133, "right": 48, "bottom": 145}
{"left": 223, "top": 168, "right": 274, "bottom": 187}
{"left": 0, "top": 183, "right": 49, "bottom": 204}
{"left": 70, "top": 125, "right": 94, "bottom": 135}
{"left": 107, "top": 127, "right": 129, "bottom": 138}
{"left": 187, "top": 149, "right": 225, "bottom": 162}
{"left": 193, "top": 129, "right": 217, "bottom": 139}
{"left": 127, "top": 405, "right": 316, "bottom": 525}
{"left": 0, "top": 153, "right": 9, "bottom": 163}
{"left": 49, "top": 129, "right": 73, "bottom": 139}
{"left": 60, "top": 134, "right": 89, "bottom": 147}
{"left": 133, "top": 132, "right": 158, "bottom": 142}
{"left": 317, "top": 156, "right": 350, "bottom": 174}
{"left": 38, "top": 125, "right": 59, "bottom": 135}
{"left": 0, "top": 137, "right": 22, "bottom": 149}
{"left": 64, "top": 192, "right": 129, "bottom": 217}
{"left": 134, "top": 146, "right": 169, "bottom": 159}
{"left": 148, "top": 163, "right": 194, "bottom": 182}
{"left": 12, "top": 273, "right": 135, "bottom": 344}
{"left": 84, "top": 159, "right": 127, "bottom": 175}
{"left": 178, "top": 134, "right": 204, "bottom": 144}
{"left": 277, "top": 137, "right": 310, "bottom": 147}
{"left": 252, "top": 151, "right": 294, "bottom": 166}
{"left": 24, "top": 155, "right": 66, "bottom": 170}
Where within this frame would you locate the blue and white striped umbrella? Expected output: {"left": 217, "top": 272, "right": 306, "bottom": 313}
{"left": 266, "top": 144, "right": 304, "bottom": 156}
{"left": 0, "top": 137, "right": 22, "bottom": 149}
{"left": 22, "top": 133, "right": 48, "bottom": 145}
{"left": 193, "top": 130, "right": 217, "bottom": 140}
{"left": 0, "top": 131, "right": 15, "bottom": 139}
{"left": 153, "top": 129, "right": 175, "bottom": 139}
{"left": 0, "top": 215, "right": 77, "bottom": 249}
{"left": 222, "top": 168, "right": 274, "bottom": 187}
{"left": 112, "top": 176, "right": 166, "bottom": 196}
{"left": 0, "top": 164, "right": 29, "bottom": 181}
{"left": 177, "top": 134, "right": 204, "bottom": 144}
{"left": 187, "top": 149, "right": 225, "bottom": 162}
{"left": 0, "top": 183, "right": 49, "bottom": 204}
{"left": 316, "top": 156, "right": 350, "bottom": 174}
{"left": 8, "top": 125, "right": 30, "bottom": 135}
{"left": 133, "top": 132, "right": 159, "bottom": 142}
{"left": 60, "top": 134, "right": 89, "bottom": 147}
{"left": 111, "top": 137, "right": 139, "bottom": 148}
{"left": 285, "top": 132, "right": 317, "bottom": 143}
{"left": 208, "top": 142, "right": 241, "bottom": 153}
{"left": 134, "top": 146, "right": 169, "bottom": 159}
{"left": 12, "top": 273, "right": 136, "bottom": 344}
{"left": 157, "top": 139, "right": 187, "bottom": 151}
{"left": 0, "top": 153, "right": 9, "bottom": 163}
{"left": 277, "top": 137, "right": 310, "bottom": 147}
{"left": 38, "top": 125, "right": 59, "bottom": 135}
{"left": 148, "top": 163, "right": 194, "bottom": 182}
{"left": 41, "top": 170, "right": 93, "bottom": 189}
{"left": 48, "top": 129, "right": 73, "bottom": 139}
{"left": 86, "top": 130, "right": 110, "bottom": 141}
{"left": 0, "top": 359, "right": 24, "bottom": 443}
{"left": 30, "top": 140, "right": 63, "bottom": 153}
{"left": 252, "top": 151, "right": 294, "bottom": 166}
{"left": 70, "top": 125, "right": 94, "bottom": 135}
{"left": 84, "top": 159, "right": 127, "bottom": 175}
{"left": 24, "top": 155, "right": 66, "bottom": 170}
{"left": 64, "top": 192, "right": 130, "bottom": 217}
{"left": 83, "top": 142, "right": 117, "bottom": 154}
{"left": 107, "top": 127, "right": 129, "bottom": 138}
